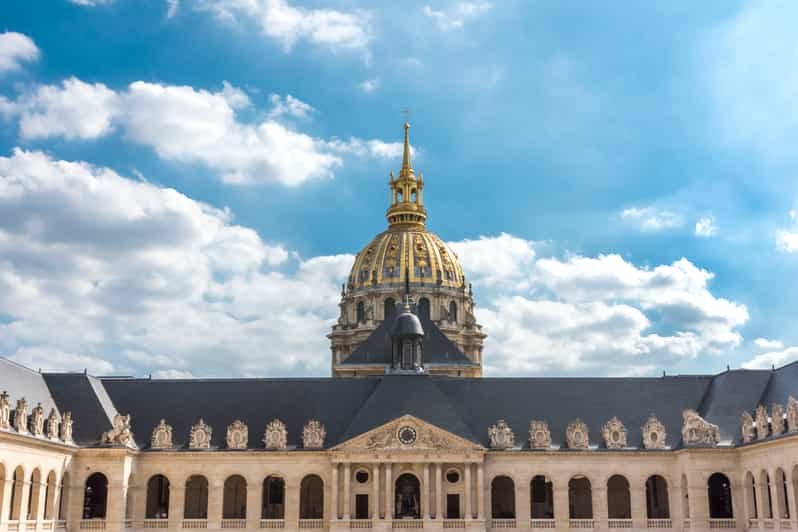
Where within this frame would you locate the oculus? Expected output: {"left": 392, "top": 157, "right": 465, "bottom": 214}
{"left": 398, "top": 425, "right": 418, "bottom": 445}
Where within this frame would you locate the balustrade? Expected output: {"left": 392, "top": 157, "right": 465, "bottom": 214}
{"left": 529, "top": 519, "right": 555, "bottom": 529}
{"left": 79, "top": 520, "right": 106, "bottom": 530}
{"left": 181, "top": 519, "right": 208, "bottom": 529}
{"left": 708, "top": 519, "right": 736, "bottom": 529}
{"left": 142, "top": 519, "right": 169, "bottom": 529}
{"left": 220, "top": 519, "right": 246, "bottom": 529}
{"left": 646, "top": 518, "right": 673, "bottom": 528}
{"left": 391, "top": 519, "right": 424, "bottom": 529}
{"left": 569, "top": 519, "right": 595, "bottom": 529}
{"left": 298, "top": 519, "right": 325, "bottom": 529}
{"left": 490, "top": 518, "right": 517, "bottom": 528}
{"left": 607, "top": 518, "right": 633, "bottom": 529}
{"left": 443, "top": 519, "right": 466, "bottom": 529}
{"left": 259, "top": 519, "right": 285, "bottom": 529}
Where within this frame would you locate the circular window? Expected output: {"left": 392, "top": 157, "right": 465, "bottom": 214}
{"left": 446, "top": 470, "right": 460, "bottom": 484}
{"left": 398, "top": 426, "right": 417, "bottom": 445}
{"left": 534, "top": 430, "right": 546, "bottom": 443}
{"left": 356, "top": 470, "right": 369, "bottom": 484}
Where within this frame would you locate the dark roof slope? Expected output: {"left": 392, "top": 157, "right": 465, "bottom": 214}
{"left": 760, "top": 361, "right": 798, "bottom": 408}
{"left": 0, "top": 358, "right": 60, "bottom": 417}
{"left": 698, "top": 369, "right": 772, "bottom": 443}
{"left": 43, "top": 373, "right": 118, "bottom": 445}
{"left": 342, "top": 316, "right": 476, "bottom": 366}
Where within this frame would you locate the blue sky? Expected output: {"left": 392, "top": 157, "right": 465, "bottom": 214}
{"left": 1, "top": 0, "right": 797, "bottom": 378}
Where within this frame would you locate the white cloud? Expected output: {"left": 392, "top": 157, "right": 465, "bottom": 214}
{"left": 196, "top": 0, "right": 371, "bottom": 53}
{"left": 359, "top": 78, "right": 379, "bottom": 93}
{"left": 68, "top": 0, "right": 113, "bottom": 5}
{"left": 2, "top": 79, "right": 402, "bottom": 186}
{"left": 705, "top": 1, "right": 798, "bottom": 162}
{"left": 0, "top": 149, "right": 350, "bottom": 377}
{"left": 620, "top": 206, "right": 684, "bottom": 232}
{"left": 153, "top": 369, "right": 194, "bottom": 379}
{"left": 423, "top": 2, "right": 492, "bottom": 31}
{"left": 0, "top": 32, "right": 39, "bottom": 74}
{"left": 267, "top": 94, "right": 314, "bottom": 120}
{"left": 695, "top": 215, "right": 718, "bottom": 238}
{"left": 776, "top": 210, "right": 798, "bottom": 252}
{"left": 743, "top": 347, "right": 798, "bottom": 370}
{"left": 166, "top": 0, "right": 180, "bottom": 18}
{"left": 754, "top": 338, "right": 783, "bottom": 350}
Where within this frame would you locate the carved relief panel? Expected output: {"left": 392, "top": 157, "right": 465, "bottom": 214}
{"left": 528, "top": 420, "right": 552, "bottom": 449}
{"left": 488, "top": 419, "right": 515, "bottom": 449}
{"left": 302, "top": 420, "right": 326, "bottom": 449}
{"left": 566, "top": 419, "right": 589, "bottom": 449}
{"left": 641, "top": 415, "right": 667, "bottom": 449}
{"left": 681, "top": 409, "right": 719, "bottom": 446}
{"left": 226, "top": 420, "right": 248, "bottom": 449}
{"left": 263, "top": 419, "right": 287, "bottom": 450}
{"left": 741, "top": 412, "right": 755, "bottom": 444}
{"left": 151, "top": 419, "right": 173, "bottom": 449}
{"left": 189, "top": 419, "right": 212, "bottom": 449}
{"left": 602, "top": 417, "right": 627, "bottom": 449}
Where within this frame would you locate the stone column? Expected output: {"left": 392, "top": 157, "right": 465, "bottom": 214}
{"left": 207, "top": 479, "right": 223, "bottom": 529}
{"left": 784, "top": 473, "right": 797, "bottom": 528}
{"left": 669, "top": 479, "right": 684, "bottom": 527}
{"left": 18, "top": 479, "right": 31, "bottom": 526}
{"left": 35, "top": 479, "right": 48, "bottom": 529}
{"left": 344, "top": 464, "right": 351, "bottom": 520}
{"left": 168, "top": 484, "right": 184, "bottom": 528}
{"left": 476, "top": 464, "right": 485, "bottom": 521}
{"left": 760, "top": 477, "right": 773, "bottom": 519}
{"left": 372, "top": 464, "right": 379, "bottom": 520}
{"left": 245, "top": 480, "right": 260, "bottom": 529}
{"left": 436, "top": 465, "right": 443, "bottom": 520}
{"left": 686, "top": 474, "right": 708, "bottom": 530}
{"left": 553, "top": 484, "right": 569, "bottom": 530}
{"left": 464, "top": 464, "right": 472, "bottom": 520}
{"left": 631, "top": 480, "right": 646, "bottom": 529}
{"left": 106, "top": 480, "right": 127, "bottom": 532}
{"left": 423, "top": 465, "right": 430, "bottom": 520}
{"left": 385, "top": 465, "right": 393, "bottom": 521}
{"left": 331, "top": 464, "right": 339, "bottom": 520}
{"left": 516, "top": 472, "right": 529, "bottom": 526}
{"left": 1, "top": 477, "right": 14, "bottom": 526}
{"left": 284, "top": 478, "right": 298, "bottom": 530}
{"left": 593, "top": 484, "right": 607, "bottom": 530}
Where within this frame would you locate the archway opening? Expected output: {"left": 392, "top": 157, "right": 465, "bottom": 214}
{"left": 223, "top": 475, "right": 247, "bottom": 519}
{"left": 645, "top": 475, "right": 670, "bottom": 519}
{"left": 491, "top": 476, "right": 515, "bottom": 519}
{"left": 759, "top": 471, "right": 773, "bottom": 519}
{"left": 568, "top": 476, "right": 593, "bottom": 519}
{"left": 746, "top": 472, "right": 758, "bottom": 520}
{"left": 530, "top": 475, "right": 553, "bottom": 519}
{"left": 44, "top": 471, "right": 58, "bottom": 520}
{"left": 707, "top": 473, "right": 733, "bottom": 519}
{"left": 83, "top": 473, "right": 109, "bottom": 519}
{"left": 28, "top": 468, "right": 41, "bottom": 520}
{"left": 607, "top": 475, "right": 631, "bottom": 519}
{"left": 146, "top": 475, "right": 170, "bottom": 519}
{"left": 184, "top": 475, "right": 209, "bottom": 519}
{"left": 58, "top": 473, "right": 69, "bottom": 521}
{"left": 776, "top": 469, "right": 790, "bottom": 519}
{"left": 418, "top": 298, "right": 430, "bottom": 321}
{"left": 356, "top": 302, "right": 365, "bottom": 323}
{"left": 449, "top": 301, "right": 458, "bottom": 323}
{"left": 10, "top": 466, "right": 24, "bottom": 520}
{"left": 299, "top": 475, "right": 323, "bottom": 519}
{"left": 262, "top": 476, "right": 285, "bottom": 519}
{"left": 395, "top": 473, "right": 421, "bottom": 519}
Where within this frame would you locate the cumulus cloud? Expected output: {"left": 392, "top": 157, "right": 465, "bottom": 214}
{"left": 620, "top": 206, "right": 683, "bottom": 232}
{"left": 754, "top": 338, "right": 784, "bottom": 350}
{"left": 0, "top": 149, "right": 350, "bottom": 377}
{"left": 359, "top": 78, "right": 379, "bottom": 93}
{"left": 196, "top": 0, "right": 371, "bottom": 53}
{"left": 776, "top": 210, "right": 798, "bottom": 252}
{"left": 166, "top": 0, "right": 180, "bottom": 18}
{"left": 705, "top": 1, "right": 798, "bottom": 162}
{"left": 695, "top": 215, "right": 718, "bottom": 237}
{"left": 423, "top": 2, "right": 492, "bottom": 31}
{"left": 0, "top": 32, "right": 39, "bottom": 74}
{"left": 2, "top": 79, "right": 401, "bottom": 186}
{"left": 450, "top": 235, "right": 748, "bottom": 375}
{"left": 743, "top": 347, "right": 798, "bottom": 370}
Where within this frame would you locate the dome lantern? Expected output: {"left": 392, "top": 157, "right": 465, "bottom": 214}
{"left": 386, "top": 121, "right": 426, "bottom": 229}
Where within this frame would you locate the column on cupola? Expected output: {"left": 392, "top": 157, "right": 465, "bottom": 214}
{"left": 423, "top": 465, "right": 430, "bottom": 520}
{"left": 385, "top": 465, "right": 393, "bottom": 520}
{"left": 371, "top": 464, "right": 379, "bottom": 520}
{"left": 331, "top": 464, "right": 339, "bottom": 520}
{"left": 436, "top": 464, "right": 443, "bottom": 519}
{"left": 464, "top": 464, "right": 472, "bottom": 520}
{"left": 343, "top": 464, "right": 351, "bottom": 520}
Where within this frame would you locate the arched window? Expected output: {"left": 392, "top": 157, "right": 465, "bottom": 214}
{"left": 83, "top": 473, "right": 109, "bottom": 519}
{"left": 184, "top": 476, "right": 209, "bottom": 519}
{"left": 299, "top": 475, "right": 324, "bottom": 519}
{"left": 58, "top": 473, "right": 70, "bottom": 521}
{"left": 384, "top": 298, "right": 396, "bottom": 321}
{"left": 760, "top": 471, "right": 773, "bottom": 519}
{"left": 707, "top": 473, "right": 733, "bottom": 519}
{"left": 44, "top": 471, "right": 58, "bottom": 520}
{"left": 28, "top": 468, "right": 41, "bottom": 520}
{"left": 607, "top": 475, "right": 631, "bottom": 519}
{"left": 746, "top": 472, "right": 758, "bottom": 520}
{"left": 223, "top": 475, "right": 247, "bottom": 519}
{"left": 491, "top": 476, "right": 515, "bottom": 519}
{"left": 262, "top": 476, "right": 285, "bottom": 519}
{"left": 417, "top": 298, "right": 430, "bottom": 321}
{"left": 395, "top": 474, "right": 421, "bottom": 519}
{"left": 530, "top": 475, "right": 554, "bottom": 519}
{"left": 776, "top": 469, "right": 790, "bottom": 519}
{"left": 568, "top": 476, "right": 593, "bottom": 519}
{"left": 146, "top": 475, "right": 170, "bottom": 519}
{"left": 645, "top": 475, "right": 670, "bottom": 519}
{"left": 356, "top": 302, "right": 365, "bottom": 323}
{"left": 681, "top": 475, "right": 690, "bottom": 520}
{"left": 449, "top": 301, "right": 458, "bottom": 323}
{"left": 10, "top": 466, "right": 24, "bottom": 520}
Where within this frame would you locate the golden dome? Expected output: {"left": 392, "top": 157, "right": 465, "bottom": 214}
{"left": 347, "top": 121, "right": 465, "bottom": 293}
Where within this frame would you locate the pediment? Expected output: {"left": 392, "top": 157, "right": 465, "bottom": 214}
{"left": 333, "top": 414, "right": 483, "bottom": 452}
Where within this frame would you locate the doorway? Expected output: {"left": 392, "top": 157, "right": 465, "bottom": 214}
{"left": 395, "top": 474, "right": 421, "bottom": 518}
{"left": 446, "top": 494, "right": 461, "bottom": 519}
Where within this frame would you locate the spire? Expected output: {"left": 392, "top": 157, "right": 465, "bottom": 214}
{"left": 400, "top": 121, "right": 413, "bottom": 176}
{"left": 386, "top": 119, "right": 426, "bottom": 228}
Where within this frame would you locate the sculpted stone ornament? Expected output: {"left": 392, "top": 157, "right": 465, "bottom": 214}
{"left": 788, "top": 397, "right": 798, "bottom": 433}
{"left": 61, "top": 412, "right": 74, "bottom": 444}
{"left": 681, "top": 409, "right": 719, "bottom": 446}
{"left": 771, "top": 404, "right": 785, "bottom": 436}
{"left": 302, "top": 420, "right": 326, "bottom": 449}
{"left": 47, "top": 409, "right": 60, "bottom": 441}
{"left": 151, "top": 419, "right": 173, "bottom": 449}
{"left": 756, "top": 405, "right": 769, "bottom": 440}
{"left": 741, "top": 412, "right": 755, "bottom": 444}
{"left": 0, "top": 391, "right": 10, "bottom": 430}
{"left": 567, "top": 419, "right": 590, "bottom": 449}
{"left": 226, "top": 420, "right": 249, "bottom": 449}
{"left": 14, "top": 398, "right": 28, "bottom": 434}
{"left": 103, "top": 413, "right": 135, "bottom": 447}
{"left": 602, "top": 417, "right": 628, "bottom": 449}
{"left": 189, "top": 419, "right": 212, "bottom": 449}
{"left": 263, "top": 419, "right": 287, "bottom": 450}
{"left": 31, "top": 403, "right": 45, "bottom": 437}
{"left": 528, "top": 420, "right": 552, "bottom": 449}
{"left": 488, "top": 419, "right": 515, "bottom": 449}
{"left": 641, "top": 415, "right": 667, "bottom": 449}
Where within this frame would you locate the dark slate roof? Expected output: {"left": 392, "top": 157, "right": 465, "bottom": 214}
{"left": 42, "top": 373, "right": 119, "bottom": 446}
{"left": 697, "top": 369, "right": 773, "bottom": 443}
{"left": 0, "top": 358, "right": 61, "bottom": 418}
{"left": 760, "top": 360, "right": 798, "bottom": 407}
{"left": 99, "top": 377, "right": 379, "bottom": 449}
{"left": 341, "top": 316, "right": 476, "bottom": 367}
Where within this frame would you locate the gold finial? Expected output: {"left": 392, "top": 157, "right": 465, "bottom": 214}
{"left": 401, "top": 116, "right": 412, "bottom": 175}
